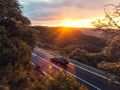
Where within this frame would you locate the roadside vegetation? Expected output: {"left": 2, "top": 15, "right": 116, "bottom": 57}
{"left": 0, "top": 0, "right": 88, "bottom": 90}
{"left": 69, "top": 3, "right": 120, "bottom": 81}
{"left": 34, "top": 3, "right": 120, "bottom": 82}
{"left": 33, "top": 71, "right": 88, "bottom": 90}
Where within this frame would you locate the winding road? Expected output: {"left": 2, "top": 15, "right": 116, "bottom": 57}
{"left": 32, "top": 47, "right": 120, "bottom": 90}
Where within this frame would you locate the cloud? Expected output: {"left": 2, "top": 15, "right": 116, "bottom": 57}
{"left": 19, "top": 0, "right": 120, "bottom": 26}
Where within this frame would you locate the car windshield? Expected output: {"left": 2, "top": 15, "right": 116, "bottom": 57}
{"left": 56, "top": 56, "right": 65, "bottom": 61}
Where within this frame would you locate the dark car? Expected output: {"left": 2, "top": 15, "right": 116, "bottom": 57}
{"left": 50, "top": 56, "right": 69, "bottom": 65}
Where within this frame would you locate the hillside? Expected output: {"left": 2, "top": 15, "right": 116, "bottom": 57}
{"left": 32, "top": 26, "right": 107, "bottom": 53}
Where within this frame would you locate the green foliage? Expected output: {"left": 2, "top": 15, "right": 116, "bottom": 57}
{"left": 101, "top": 35, "right": 120, "bottom": 61}
{"left": 97, "top": 61, "right": 120, "bottom": 80}
{"left": 33, "top": 72, "right": 88, "bottom": 90}
{"left": 89, "top": 3, "right": 120, "bottom": 78}
{"left": 0, "top": 0, "right": 36, "bottom": 76}
{"left": 0, "top": 1, "right": 88, "bottom": 90}
{"left": 69, "top": 48, "right": 101, "bottom": 66}
{"left": 69, "top": 35, "right": 120, "bottom": 66}
{"left": 97, "top": 35, "right": 120, "bottom": 80}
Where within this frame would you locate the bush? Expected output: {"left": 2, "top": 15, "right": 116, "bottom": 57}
{"left": 33, "top": 72, "right": 88, "bottom": 90}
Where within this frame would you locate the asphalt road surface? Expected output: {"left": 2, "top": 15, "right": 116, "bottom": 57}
{"left": 32, "top": 48, "right": 120, "bottom": 90}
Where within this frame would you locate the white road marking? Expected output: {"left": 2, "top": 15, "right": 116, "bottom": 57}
{"left": 34, "top": 49, "right": 108, "bottom": 78}
{"left": 31, "top": 62, "right": 36, "bottom": 66}
{"left": 43, "top": 71, "right": 53, "bottom": 79}
{"left": 34, "top": 49, "right": 108, "bottom": 79}
{"left": 32, "top": 53, "right": 101, "bottom": 90}
{"left": 32, "top": 53, "right": 38, "bottom": 56}
{"left": 31, "top": 61, "right": 53, "bottom": 79}
{"left": 35, "top": 48, "right": 120, "bottom": 85}
{"left": 69, "top": 62, "right": 107, "bottom": 79}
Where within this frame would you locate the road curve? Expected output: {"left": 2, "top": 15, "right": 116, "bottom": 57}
{"left": 32, "top": 48, "right": 120, "bottom": 90}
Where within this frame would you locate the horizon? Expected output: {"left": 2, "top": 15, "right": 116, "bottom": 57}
{"left": 31, "top": 25, "right": 96, "bottom": 29}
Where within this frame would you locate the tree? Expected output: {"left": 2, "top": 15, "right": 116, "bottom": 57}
{"left": 0, "top": 0, "right": 36, "bottom": 76}
{"left": 68, "top": 48, "right": 100, "bottom": 66}
{"left": 92, "top": 3, "right": 120, "bottom": 30}
{"left": 101, "top": 35, "right": 120, "bottom": 61}
{"left": 92, "top": 3, "right": 120, "bottom": 61}
{"left": 92, "top": 3, "right": 120, "bottom": 79}
{"left": 0, "top": 1, "right": 88, "bottom": 90}
{"left": 33, "top": 72, "right": 88, "bottom": 90}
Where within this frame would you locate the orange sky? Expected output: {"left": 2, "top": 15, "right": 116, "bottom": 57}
{"left": 20, "top": 0, "right": 120, "bottom": 28}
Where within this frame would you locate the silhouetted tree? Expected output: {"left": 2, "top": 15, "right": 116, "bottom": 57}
{"left": 91, "top": 3, "right": 120, "bottom": 79}
{"left": 92, "top": 3, "right": 120, "bottom": 29}
{"left": 0, "top": 0, "right": 36, "bottom": 76}
{"left": 92, "top": 3, "right": 120, "bottom": 61}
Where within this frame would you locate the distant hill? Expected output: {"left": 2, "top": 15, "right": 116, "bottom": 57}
{"left": 32, "top": 26, "right": 107, "bottom": 53}
{"left": 32, "top": 26, "right": 104, "bottom": 38}
{"left": 80, "top": 29, "right": 103, "bottom": 38}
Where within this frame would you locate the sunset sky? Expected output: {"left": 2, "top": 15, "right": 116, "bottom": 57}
{"left": 19, "top": 0, "right": 120, "bottom": 27}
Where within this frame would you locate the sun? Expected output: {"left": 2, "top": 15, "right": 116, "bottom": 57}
{"left": 33, "top": 17, "right": 100, "bottom": 28}
{"left": 61, "top": 19, "right": 78, "bottom": 27}
{"left": 59, "top": 18, "right": 94, "bottom": 28}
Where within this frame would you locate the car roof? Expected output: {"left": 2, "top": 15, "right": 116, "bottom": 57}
{"left": 53, "top": 56, "right": 69, "bottom": 63}
{"left": 55, "top": 56, "right": 64, "bottom": 59}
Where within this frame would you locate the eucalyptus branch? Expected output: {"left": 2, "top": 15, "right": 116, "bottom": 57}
{"left": 104, "top": 4, "right": 120, "bottom": 29}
